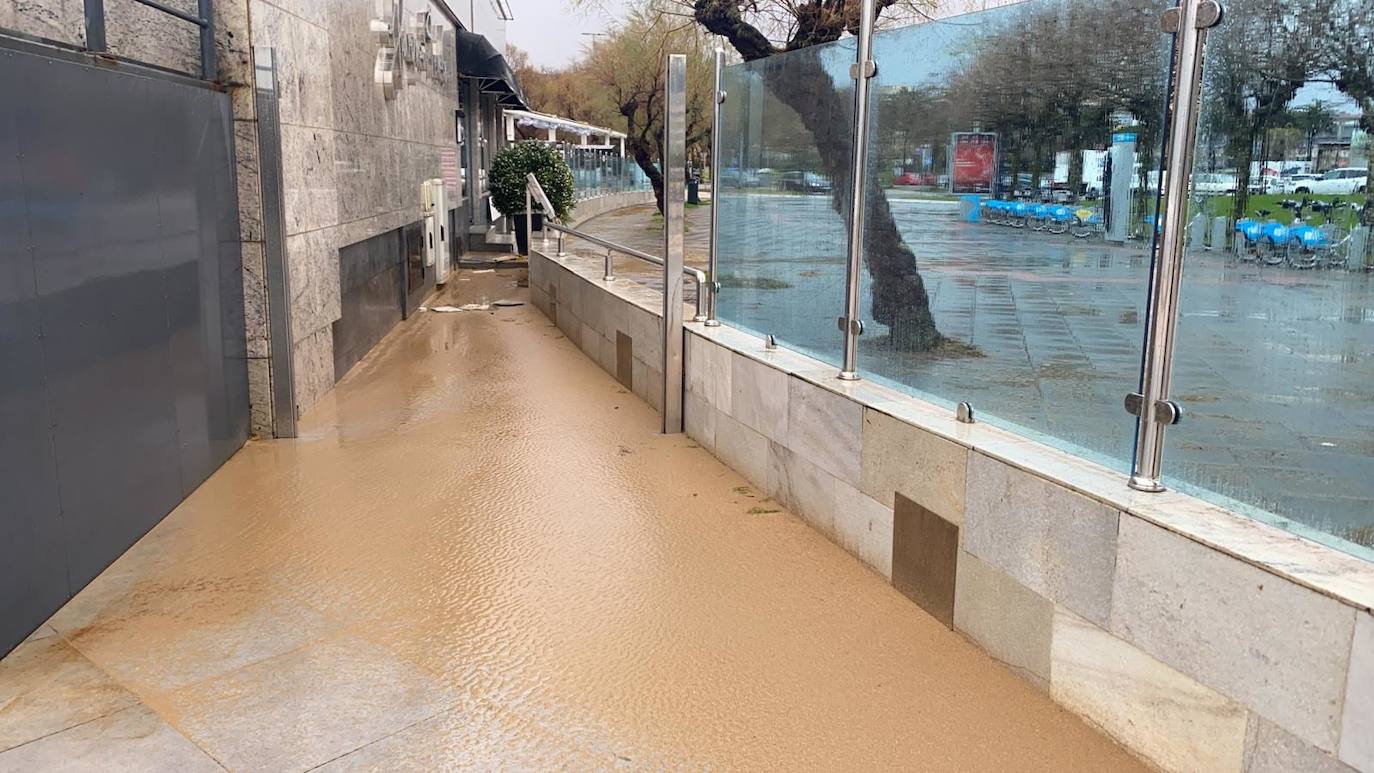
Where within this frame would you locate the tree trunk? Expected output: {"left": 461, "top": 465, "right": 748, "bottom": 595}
{"left": 1230, "top": 128, "right": 1258, "bottom": 222}
{"left": 758, "top": 48, "right": 942, "bottom": 350}
{"left": 1068, "top": 147, "right": 1084, "bottom": 194}
{"left": 629, "top": 138, "right": 666, "bottom": 214}
{"left": 692, "top": 0, "right": 942, "bottom": 351}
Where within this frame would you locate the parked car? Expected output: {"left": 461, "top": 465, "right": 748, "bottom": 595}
{"left": 779, "top": 171, "right": 832, "bottom": 194}
{"left": 1191, "top": 172, "right": 1238, "bottom": 194}
{"left": 893, "top": 171, "right": 935, "bottom": 186}
{"left": 1276, "top": 173, "right": 1320, "bottom": 194}
{"left": 1303, "top": 167, "right": 1369, "bottom": 195}
{"left": 720, "top": 167, "right": 760, "bottom": 187}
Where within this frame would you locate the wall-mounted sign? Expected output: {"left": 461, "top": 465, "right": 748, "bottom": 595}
{"left": 372, "top": 1, "right": 454, "bottom": 100}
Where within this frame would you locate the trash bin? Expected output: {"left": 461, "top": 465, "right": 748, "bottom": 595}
{"left": 959, "top": 194, "right": 982, "bottom": 223}
{"left": 687, "top": 175, "right": 701, "bottom": 205}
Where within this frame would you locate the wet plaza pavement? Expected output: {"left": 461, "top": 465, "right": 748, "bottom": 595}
{"left": 575, "top": 196, "right": 1374, "bottom": 556}
{"left": 0, "top": 270, "right": 1143, "bottom": 771}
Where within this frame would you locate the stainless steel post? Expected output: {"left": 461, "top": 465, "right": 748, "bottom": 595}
{"left": 198, "top": 0, "right": 216, "bottom": 81}
{"left": 662, "top": 53, "right": 687, "bottom": 433}
{"left": 1129, "top": 0, "right": 1221, "bottom": 492}
{"left": 838, "top": 0, "right": 877, "bottom": 381}
{"left": 254, "top": 48, "right": 297, "bottom": 438}
{"left": 524, "top": 187, "right": 532, "bottom": 257}
{"left": 705, "top": 47, "right": 725, "bottom": 327}
{"left": 83, "top": 0, "right": 107, "bottom": 52}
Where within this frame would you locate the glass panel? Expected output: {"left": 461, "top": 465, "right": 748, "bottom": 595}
{"left": 1166, "top": 0, "right": 1374, "bottom": 559}
{"left": 564, "top": 145, "right": 652, "bottom": 200}
{"left": 714, "top": 39, "right": 857, "bottom": 368}
{"left": 856, "top": 0, "right": 1173, "bottom": 468}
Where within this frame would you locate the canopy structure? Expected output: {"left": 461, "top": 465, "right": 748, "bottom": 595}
{"left": 505, "top": 109, "right": 626, "bottom": 148}
{"left": 457, "top": 29, "right": 528, "bottom": 110}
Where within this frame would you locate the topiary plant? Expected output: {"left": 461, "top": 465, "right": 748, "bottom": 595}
{"left": 489, "top": 140, "right": 575, "bottom": 222}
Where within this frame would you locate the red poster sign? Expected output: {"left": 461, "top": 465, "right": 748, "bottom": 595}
{"left": 950, "top": 132, "right": 998, "bottom": 194}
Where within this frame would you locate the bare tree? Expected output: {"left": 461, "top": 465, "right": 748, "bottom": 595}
{"left": 684, "top": 0, "right": 950, "bottom": 350}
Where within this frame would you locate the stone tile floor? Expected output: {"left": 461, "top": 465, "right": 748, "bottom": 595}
{"left": 0, "top": 270, "right": 1142, "bottom": 771}
{"left": 573, "top": 196, "right": 1374, "bottom": 556}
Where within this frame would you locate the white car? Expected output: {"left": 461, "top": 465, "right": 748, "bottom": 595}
{"left": 1301, "top": 168, "right": 1368, "bottom": 195}
{"left": 1191, "top": 172, "right": 1237, "bottom": 194}
{"left": 1276, "top": 173, "right": 1320, "bottom": 194}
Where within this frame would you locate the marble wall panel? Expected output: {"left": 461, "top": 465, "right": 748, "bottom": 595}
{"left": 247, "top": 357, "right": 273, "bottom": 436}
{"left": 1341, "top": 612, "right": 1373, "bottom": 769}
{"left": 233, "top": 120, "right": 263, "bottom": 242}
{"left": 861, "top": 407, "right": 967, "bottom": 522}
{"left": 285, "top": 227, "right": 341, "bottom": 342}
{"left": 731, "top": 353, "right": 788, "bottom": 442}
{"left": 685, "top": 390, "right": 717, "bottom": 453}
{"left": 832, "top": 480, "right": 894, "bottom": 579}
{"left": 106, "top": 0, "right": 199, "bottom": 75}
{"left": 291, "top": 324, "right": 334, "bottom": 416}
{"left": 240, "top": 242, "right": 269, "bottom": 358}
{"left": 686, "top": 333, "right": 731, "bottom": 409}
{"left": 249, "top": 1, "right": 333, "bottom": 129}
{"left": 767, "top": 442, "right": 837, "bottom": 537}
{"left": 2, "top": 0, "right": 86, "bottom": 46}
{"left": 963, "top": 453, "right": 1119, "bottom": 626}
{"left": 712, "top": 413, "right": 768, "bottom": 490}
{"left": 1111, "top": 515, "right": 1356, "bottom": 752}
{"left": 1051, "top": 609, "right": 1249, "bottom": 773}
{"left": 1246, "top": 716, "right": 1357, "bottom": 773}
{"left": 279, "top": 124, "right": 339, "bottom": 235}
{"left": 953, "top": 550, "right": 1053, "bottom": 687}
{"left": 786, "top": 377, "right": 862, "bottom": 486}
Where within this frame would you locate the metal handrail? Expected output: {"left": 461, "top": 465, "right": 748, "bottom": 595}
{"left": 525, "top": 176, "right": 709, "bottom": 322}
{"left": 82, "top": 0, "right": 215, "bottom": 80}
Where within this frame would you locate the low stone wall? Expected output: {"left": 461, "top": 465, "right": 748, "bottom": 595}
{"left": 530, "top": 247, "right": 665, "bottom": 414}
{"left": 528, "top": 247, "right": 1374, "bottom": 773}
{"left": 568, "top": 190, "right": 656, "bottom": 227}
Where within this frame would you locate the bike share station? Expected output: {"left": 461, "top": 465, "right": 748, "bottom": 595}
{"left": 960, "top": 110, "right": 1373, "bottom": 271}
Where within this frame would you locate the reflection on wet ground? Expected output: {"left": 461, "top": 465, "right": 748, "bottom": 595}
{"left": 577, "top": 197, "right": 1374, "bottom": 556}
{"left": 0, "top": 269, "right": 1142, "bottom": 770}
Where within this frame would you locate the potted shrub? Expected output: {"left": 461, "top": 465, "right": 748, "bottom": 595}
{"left": 490, "top": 140, "right": 575, "bottom": 255}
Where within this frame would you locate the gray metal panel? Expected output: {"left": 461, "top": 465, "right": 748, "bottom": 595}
{"left": 0, "top": 42, "right": 248, "bottom": 653}
{"left": 23, "top": 61, "right": 186, "bottom": 590}
{"left": 0, "top": 48, "right": 69, "bottom": 651}
{"left": 332, "top": 229, "right": 404, "bottom": 380}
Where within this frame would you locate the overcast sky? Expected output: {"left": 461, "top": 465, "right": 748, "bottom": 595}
{"left": 507, "top": 0, "right": 629, "bottom": 69}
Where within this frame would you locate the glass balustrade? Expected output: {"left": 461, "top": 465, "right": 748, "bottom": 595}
{"left": 562, "top": 145, "right": 652, "bottom": 201}
{"left": 714, "top": 38, "right": 857, "bottom": 368}
{"left": 1163, "top": 0, "right": 1374, "bottom": 559}
{"left": 705, "top": 0, "right": 1373, "bottom": 561}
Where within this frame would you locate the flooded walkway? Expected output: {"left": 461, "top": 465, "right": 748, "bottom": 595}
{"left": 0, "top": 269, "right": 1142, "bottom": 771}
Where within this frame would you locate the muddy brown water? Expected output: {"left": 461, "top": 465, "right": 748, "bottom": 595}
{"left": 1, "top": 270, "right": 1144, "bottom": 770}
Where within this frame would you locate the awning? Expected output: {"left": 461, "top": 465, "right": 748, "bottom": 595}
{"left": 505, "top": 109, "right": 626, "bottom": 140}
{"left": 457, "top": 30, "right": 528, "bottom": 110}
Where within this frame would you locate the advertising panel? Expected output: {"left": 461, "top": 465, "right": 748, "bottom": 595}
{"left": 949, "top": 132, "right": 998, "bottom": 194}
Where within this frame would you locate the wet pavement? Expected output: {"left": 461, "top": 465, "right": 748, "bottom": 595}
{"left": 575, "top": 198, "right": 1374, "bottom": 556}
{"left": 0, "top": 269, "right": 1143, "bottom": 771}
